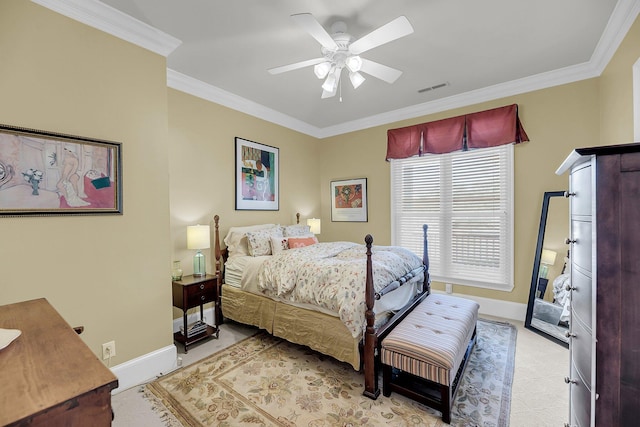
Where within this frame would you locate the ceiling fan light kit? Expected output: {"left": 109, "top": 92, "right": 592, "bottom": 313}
{"left": 268, "top": 13, "right": 414, "bottom": 99}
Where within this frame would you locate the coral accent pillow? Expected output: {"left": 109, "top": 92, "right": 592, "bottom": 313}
{"left": 287, "top": 236, "right": 318, "bottom": 248}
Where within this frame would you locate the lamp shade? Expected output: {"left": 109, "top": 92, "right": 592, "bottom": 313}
{"left": 307, "top": 218, "right": 321, "bottom": 235}
{"left": 540, "top": 249, "right": 557, "bottom": 266}
{"left": 187, "top": 225, "right": 210, "bottom": 250}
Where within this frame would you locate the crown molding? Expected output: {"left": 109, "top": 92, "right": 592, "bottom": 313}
{"left": 318, "top": 61, "right": 601, "bottom": 138}
{"left": 167, "top": 69, "right": 322, "bottom": 137}
{"left": 31, "top": 0, "right": 181, "bottom": 57}
{"left": 590, "top": 0, "right": 640, "bottom": 73}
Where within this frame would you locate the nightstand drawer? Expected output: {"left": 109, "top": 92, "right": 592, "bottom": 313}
{"left": 186, "top": 280, "right": 215, "bottom": 306}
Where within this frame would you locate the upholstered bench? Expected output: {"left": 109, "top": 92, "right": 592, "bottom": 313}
{"left": 380, "top": 293, "right": 479, "bottom": 424}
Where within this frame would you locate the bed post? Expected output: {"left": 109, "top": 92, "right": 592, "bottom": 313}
{"left": 296, "top": 212, "right": 300, "bottom": 224}
{"left": 213, "top": 215, "right": 223, "bottom": 323}
{"left": 423, "top": 224, "right": 431, "bottom": 294}
{"left": 363, "top": 234, "right": 380, "bottom": 399}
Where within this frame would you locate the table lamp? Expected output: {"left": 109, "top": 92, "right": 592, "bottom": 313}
{"left": 539, "top": 248, "right": 557, "bottom": 279}
{"left": 187, "top": 224, "right": 210, "bottom": 277}
{"left": 307, "top": 218, "right": 321, "bottom": 235}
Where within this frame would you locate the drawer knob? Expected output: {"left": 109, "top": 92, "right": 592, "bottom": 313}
{"left": 564, "top": 377, "right": 578, "bottom": 385}
{"left": 565, "top": 284, "right": 577, "bottom": 291}
{"left": 565, "top": 238, "right": 577, "bottom": 244}
{"left": 201, "top": 295, "right": 205, "bottom": 301}
{"left": 564, "top": 191, "right": 575, "bottom": 198}
{"left": 565, "top": 331, "right": 576, "bottom": 338}
{"left": 200, "top": 284, "right": 205, "bottom": 290}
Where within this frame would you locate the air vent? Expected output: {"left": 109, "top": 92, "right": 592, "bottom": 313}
{"left": 418, "top": 82, "right": 449, "bottom": 93}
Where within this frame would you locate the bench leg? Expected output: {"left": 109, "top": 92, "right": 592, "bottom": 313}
{"left": 440, "top": 383, "right": 452, "bottom": 424}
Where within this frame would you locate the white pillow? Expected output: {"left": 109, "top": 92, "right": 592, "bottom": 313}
{"left": 283, "top": 224, "right": 311, "bottom": 237}
{"left": 270, "top": 236, "right": 289, "bottom": 254}
{"left": 246, "top": 227, "right": 284, "bottom": 256}
{"left": 224, "top": 224, "right": 278, "bottom": 257}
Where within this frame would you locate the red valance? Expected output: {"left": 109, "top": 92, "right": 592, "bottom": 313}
{"left": 386, "top": 104, "right": 529, "bottom": 160}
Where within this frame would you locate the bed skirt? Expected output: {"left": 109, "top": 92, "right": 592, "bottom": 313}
{"left": 221, "top": 284, "right": 361, "bottom": 369}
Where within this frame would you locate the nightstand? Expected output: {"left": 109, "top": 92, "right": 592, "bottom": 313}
{"left": 172, "top": 274, "right": 220, "bottom": 353}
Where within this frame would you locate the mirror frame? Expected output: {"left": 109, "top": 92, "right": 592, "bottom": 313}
{"left": 524, "top": 190, "right": 569, "bottom": 348}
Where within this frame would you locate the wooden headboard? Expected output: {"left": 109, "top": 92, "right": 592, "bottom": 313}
{"left": 213, "top": 213, "right": 301, "bottom": 283}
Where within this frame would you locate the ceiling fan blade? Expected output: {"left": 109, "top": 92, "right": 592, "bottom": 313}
{"left": 359, "top": 58, "right": 403, "bottom": 84}
{"left": 268, "top": 57, "right": 326, "bottom": 75}
{"left": 349, "top": 16, "right": 414, "bottom": 55}
{"left": 321, "top": 88, "right": 337, "bottom": 99}
{"left": 291, "top": 13, "right": 338, "bottom": 50}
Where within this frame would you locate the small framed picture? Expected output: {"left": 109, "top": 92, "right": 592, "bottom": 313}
{"left": 235, "top": 137, "right": 279, "bottom": 210}
{"left": 331, "top": 178, "right": 367, "bottom": 222}
{"left": 0, "top": 124, "right": 122, "bottom": 217}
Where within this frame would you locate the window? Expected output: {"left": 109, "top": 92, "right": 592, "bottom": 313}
{"left": 390, "top": 144, "right": 514, "bottom": 291}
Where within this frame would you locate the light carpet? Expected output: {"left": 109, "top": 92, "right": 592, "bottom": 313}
{"left": 144, "top": 318, "right": 516, "bottom": 426}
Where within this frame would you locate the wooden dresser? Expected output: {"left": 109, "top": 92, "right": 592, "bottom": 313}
{"left": 0, "top": 298, "right": 118, "bottom": 426}
{"left": 557, "top": 143, "right": 640, "bottom": 427}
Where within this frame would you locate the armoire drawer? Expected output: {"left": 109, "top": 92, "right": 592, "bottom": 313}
{"left": 571, "top": 219, "right": 592, "bottom": 273}
{"left": 570, "top": 163, "right": 592, "bottom": 217}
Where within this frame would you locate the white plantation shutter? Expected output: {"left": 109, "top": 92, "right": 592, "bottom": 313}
{"left": 391, "top": 144, "right": 514, "bottom": 291}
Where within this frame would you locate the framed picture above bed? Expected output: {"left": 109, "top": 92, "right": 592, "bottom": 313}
{"left": 0, "top": 123, "right": 122, "bottom": 217}
{"left": 331, "top": 178, "right": 368, "bottom": 222}
{"left": 235, "top": 137, "right": 279, "bottom": 211}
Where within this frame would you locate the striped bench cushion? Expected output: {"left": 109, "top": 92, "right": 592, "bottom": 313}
{"left": 381, "top": 294, "right": 479, "bottom": 386}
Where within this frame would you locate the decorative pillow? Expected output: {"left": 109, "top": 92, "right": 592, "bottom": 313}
{"left": 224, "top": 224, "right": 277, "bottom": 257}
{"left": 246, "top": 227, "right": 284, "bottom": 256}
{"left": 283, "top": 224, "right": 311, "bottom": 237}
{"left": 287, "top": 236, "right": 318, "bottom": 249}
{"left": 270, "top": 236, "right": 289, "bottom": 254}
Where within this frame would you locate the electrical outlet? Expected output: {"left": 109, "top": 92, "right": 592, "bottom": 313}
{"left": 102, "top": 341, "right": 116, "bottom": 360}
{"left": 445, "top": 283, "right": 453, "bottom": 294}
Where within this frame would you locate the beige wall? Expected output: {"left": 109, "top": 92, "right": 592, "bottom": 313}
{"left": 1, "top": 2, "right": 638, "bottom": 369}
{"left": 600, "top": 15, "right": 640, "bottom": 144}
{"left": 167, "top": 89, "right": 320, "bottom": 319}
{"left": 0, "top": 1, "right": 173, "bottom": 364}
{"left": 319, "top": 81, "right": 600, "bottom": 304}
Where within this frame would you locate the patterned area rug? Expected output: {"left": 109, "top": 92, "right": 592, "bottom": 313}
{"left": 145, "top": 318, "right": 516, "bottom": 426}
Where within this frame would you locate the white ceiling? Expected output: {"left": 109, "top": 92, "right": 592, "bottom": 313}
{"left": 38, "top": 0, "right": 640, "bottom": 137}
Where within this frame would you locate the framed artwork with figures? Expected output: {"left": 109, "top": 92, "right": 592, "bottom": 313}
{"left": 331, "top": 178, "right": 367, "bottom": 222}
{"left": 235, "top": 137, "right": 279, "bottom": 211}
{"left": 0, "top": 124, "right": 122, "bottom": 217}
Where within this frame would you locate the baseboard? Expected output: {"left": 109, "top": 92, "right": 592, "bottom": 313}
{"left": 111, "top": 298, "right": 524, "bottom": 393}
{"left": 110, "top": 344, "right": 177, "bottom": 394}
{"left": 110, "top": 308, "right": 217, "bottom": 394}
{"left": 431, "top": 290, "right": 527, "bottom": 322}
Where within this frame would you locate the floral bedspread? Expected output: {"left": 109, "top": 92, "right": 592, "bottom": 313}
{"left": 257, "top": 241, "right": 423, "bottom": 337}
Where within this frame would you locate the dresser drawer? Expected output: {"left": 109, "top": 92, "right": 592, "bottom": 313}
{"left": 570, "top": 267, "right": 592, "bottom": 330}
{"left": 571, "top": 219, "right": 592, "bottom": 273}
{"left": 570, "top": 163, "right": 592, "bottom": 217}
{"left": 570, "top": 362, "right": 592, "bottom": 427}
{"left": 571, "top": 316, "right": 593, "bottom": 389}
{"left": 186, "top": 280, "right": 215, "bottom": 306}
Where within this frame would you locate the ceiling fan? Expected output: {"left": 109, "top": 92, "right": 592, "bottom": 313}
{"left": 268, "top": 13, "right": 414, "bottom": 99}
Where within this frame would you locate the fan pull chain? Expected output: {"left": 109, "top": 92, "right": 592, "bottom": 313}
{"left": 339, "top": 78, "right": 343, "bottom": 102}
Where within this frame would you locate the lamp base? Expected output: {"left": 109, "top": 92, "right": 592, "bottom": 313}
{"left": 193, "top": 251, "right": 206, "bottom": 277}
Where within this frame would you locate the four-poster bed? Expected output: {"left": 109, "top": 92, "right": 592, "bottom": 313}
{"left": 211, "top": 214, "right": 430, "bottom": 398}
